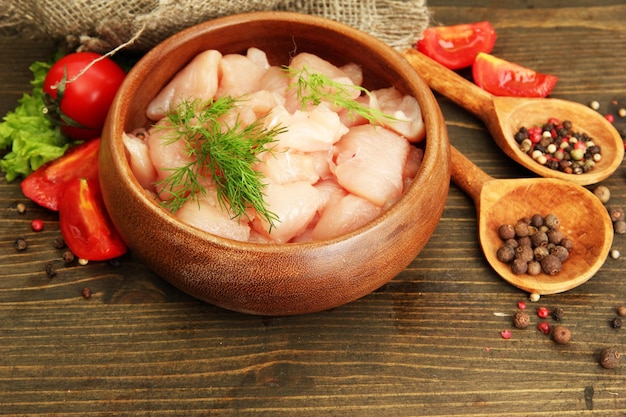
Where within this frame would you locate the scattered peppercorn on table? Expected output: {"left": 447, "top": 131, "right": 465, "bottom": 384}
{"left": 1, "top": 1, "right": 626, "bottom": 415}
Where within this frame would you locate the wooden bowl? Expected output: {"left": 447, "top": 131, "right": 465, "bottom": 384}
{"left": 99, "top": 11, "right": 450, "bottom": 315}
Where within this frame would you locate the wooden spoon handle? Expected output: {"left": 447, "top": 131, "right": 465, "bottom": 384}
{"left": 449, "top": 145, "right": 494, "bottom": 204}
{"left": 402, "top": 48, "right": 494, "bottom": 120}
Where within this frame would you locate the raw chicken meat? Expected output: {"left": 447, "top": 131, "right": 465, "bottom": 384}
{"left": 129, "top": 47, "right": 426, "bottom": 243}
{"left": 122, "top": 131, "right": 157, "bottom": 191}
{"left": 266, "top": 103, "right": 349, "bottom": 152}
{"left": 252, "top": 181, "right": 320, "bottom": 243}
{"left": 174, "top": 193, "right": 251, "bottom": 242}
{"left": 216, "top": 49, "right": 268, "bottom": 98}
{"left": 334, "top": 124, "right": 410, "bottom": 207}
{"left": 255, "top": 149, "right": 320, "bottom": 185}
{"left": 372, "top": 87, "right": 426, "bottom": 142}
{"left": 147, "top": 49, "right": 222, "bottom": 121}
{"left": 312, "top": 193, "right": 382, "bottom": 240}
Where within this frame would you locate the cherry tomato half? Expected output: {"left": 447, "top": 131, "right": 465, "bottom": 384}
{"left": 472, "top": 52, "right": 558, "bottom": 98}
{"left": 43, "top": 52, "right": 126, "bottom": 141}
{"left": 416, "top": 21, "right": 496, "bottom": 70}
{"left": 21, "top": 138, "right": 101, "bottom": 211}
{"left": 58, "top": 177, "right": 127, "bottom": 261}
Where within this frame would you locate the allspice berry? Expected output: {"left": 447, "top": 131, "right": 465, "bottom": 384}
{"left": 496, "top": 245, "right": 515, "bottom": 263}
{"left": 599, "top": 347, "right": 620, "bottom": 369}
{"left": 513, "top": 311, "right": 530, "bottom": 329}
{"left": 552, "top": 325, "right": 571, "bottom": 344}
{"left": 544, "top": 213, "right": 560, "bottom": 230}
{"left": 498, "top": 224, "right": 516, "bottom": 240}
{"left": 593, "top": 185, "right": 611, "bottom": 203}
{"left": 617, "top": 306, "right": 626, "bottom": 317}
{"left": 608, "top": 206, "right": 625, "bottom": 223}
{"left": 527, "top": 260, "right": 542, "bottom": 276}
{"left": 541, "top": 254, "right": 562, "bottom": 275}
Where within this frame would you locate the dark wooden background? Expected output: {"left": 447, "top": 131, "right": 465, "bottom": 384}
{"left": 1, "top": 0, "right": 625, "bottom": 415}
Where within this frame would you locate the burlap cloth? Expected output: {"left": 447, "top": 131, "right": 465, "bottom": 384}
{"left": 0, "top": 0, "right": 430, "bottom": 53}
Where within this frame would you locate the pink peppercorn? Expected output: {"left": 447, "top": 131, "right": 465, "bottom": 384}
{"left": 537, "top": 307, "right": 550, "bottom": 319}
{"left": 605, "top": 114, "right": 615, "bottom": 123}
{"left": 31, "top": 219, "right": 44, "bottom": 232}
{"left": 500, "top": 330, "right": 513, "bottom": 339}
{"left": 517, "top": 301, "right": 527, "bottom": 310}
{"left": 538, "top": 321, "right": 551, "bottom": 334}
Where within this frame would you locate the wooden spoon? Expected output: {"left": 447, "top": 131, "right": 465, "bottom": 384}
{"left": 403, "top": 49, "right": 624, "bottom": 186}
{"left": 450, "top": 144, "right": 613, "bottom": 295}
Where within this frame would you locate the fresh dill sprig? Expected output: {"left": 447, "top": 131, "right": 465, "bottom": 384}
{"left": 155, "top": 98, "right": 285, "bottom": 228}
{"left": 284, "top": 65, "right": 398, "bottom": 125}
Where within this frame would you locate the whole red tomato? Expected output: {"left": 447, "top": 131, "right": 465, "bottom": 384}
{"left": 417, "top": 21, "right": 496, "bottom": 70}
{"left": 43, "top": 52, "right": 126, "bottom": 141}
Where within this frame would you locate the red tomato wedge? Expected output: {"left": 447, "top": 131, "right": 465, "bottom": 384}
{"left": 472, "top": 52, "right": 558, "bottom": 98}
{"left": 58, "top": 177, "right": 127, "bottom": 261}
{"left": 416, "top": 21, "right": 496, "bottom": 70}
{"left": 21, "top": 139, "right": 101, "bottom": 211}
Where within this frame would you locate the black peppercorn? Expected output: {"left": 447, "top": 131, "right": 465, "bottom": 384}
{"left": 62, "top": 250, "right": 75, "bottom": 265}
{"left": 599, "top": 347, "right": 620, "bottom": 369}
{"left": 45, "top": 263, "right": 56, "bottom": 279}
{"left": 15, "top": 238, "right": 27, "bottom": 251}
{"left": 53, "top": 237, "right": 66, "bottom": 249}
{"left": 611, "top": 317, "right": 622, "bottom": 329}
{"left": 82, "top": 287, "right": 92, "bottom": 299}
{"left": 552, "top": 307, "right": 564, "bottom": 321}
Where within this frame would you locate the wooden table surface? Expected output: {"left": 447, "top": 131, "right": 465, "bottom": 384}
{"left": 1, "top": 1, "right": 626, "bottom": 415}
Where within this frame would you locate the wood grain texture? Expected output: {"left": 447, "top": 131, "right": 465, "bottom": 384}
{"left": 1, "top": 1, "right": 626, "bottom": 415}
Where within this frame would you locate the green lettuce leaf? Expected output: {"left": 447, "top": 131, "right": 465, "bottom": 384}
{"left": 0, "top": 60, "right": 71, "bottom": 182}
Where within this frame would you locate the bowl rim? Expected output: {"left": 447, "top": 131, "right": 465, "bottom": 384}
{"left": 103, "top": 10, "right": 448, "bottom": 253}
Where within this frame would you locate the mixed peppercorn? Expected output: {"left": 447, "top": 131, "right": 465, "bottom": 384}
{"left": 515, "top": 118, "right": 601, "bottom": 174}
{"left": 502, "top": 301, "right": 625, "bottom": 369}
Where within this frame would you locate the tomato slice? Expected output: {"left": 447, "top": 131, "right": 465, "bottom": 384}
{"left": 58, "top": 177, "right": 127, "bottom": 261}
{"left": 20, "top": 138, "right": 101, "bottom": 211}
{"left": 416, "top": 21, "right": 496, "bottom": 70}
{"left": 472, "top": 52, "right": 558, "bottom": 98}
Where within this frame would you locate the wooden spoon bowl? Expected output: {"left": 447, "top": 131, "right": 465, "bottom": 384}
{"left": 451, "top": 145, "right": 613, "bottom": 294}
{"left": 403, "top": 49, "right": 624, "bottom": 186}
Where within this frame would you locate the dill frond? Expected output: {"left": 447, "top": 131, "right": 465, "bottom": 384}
{"left": 284, "top": 65, "right": 398, "bottom": 125}
{"left": 154, "top": 97, "right": 285, "bottom": 228}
